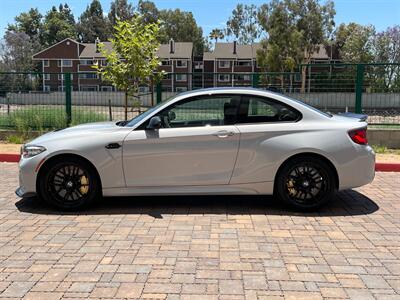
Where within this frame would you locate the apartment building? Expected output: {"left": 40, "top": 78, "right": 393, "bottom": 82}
{"left": 32, "top": 38, "right": 338, "bottom": 92}
{"left": 203, "top": 42, "right": 262, "bottom": 87}
{"left": 32, "top": 38, "right": 193, "bottom": 92}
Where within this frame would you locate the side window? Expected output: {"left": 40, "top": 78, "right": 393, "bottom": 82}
{"left": 237, "top": 97, "right": 300, "bottom": 123}
{"left": 155, "top": 95, "right": 240, "bottom": 128}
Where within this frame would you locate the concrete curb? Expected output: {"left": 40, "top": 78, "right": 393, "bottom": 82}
{"left": 1, "top": 153, "right": 400, "bottom": 172}
{"left": 0, "top": 154, "right": 20, "bottom": 163}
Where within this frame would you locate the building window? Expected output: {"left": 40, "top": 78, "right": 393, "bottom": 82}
{"left": 80, "top": 85, "right": 98, "bottom": 91}
{"left": 101, "top": 86, "right": 113, "bottom": 92}
{"left": 80, "top": 59, "right": 94, "bottom": 65}
{"left": 218, "top": 74, "right": 230, "bottom": 82}
{"left": 58, "top": 59, "right": 73, "bottom": 67}
{"left": 138, "top": 86, "right": 149, "bottom": 94}
{"left": 176, "top": 60, "right": 187, "bottom": 68}
{"left": 58, "top": 74, "right": 73, "bottom": 80}
{"left": 43, "top": 60, "right": 50, "bottom": 67}
{"left": 58, "top": 86, "right": 65, "bottom": 92}
{"left": 235, "top": 60, "right": 252, "bottom": 66}
{"left": 175, "top": 74, "right": 187, "bottom": 82}
{"left": 44, "top": 74, "right": 50, "bottom": 81}
{"left": 79, "top": 73, "right": 98, "bottom": 79}
{"left": 175, "top": 87, "right": 187, "bottom": 93}
{"left": 235, "top": 74, "right": 251, "bottom": 81}
{"left": 161, "top": 60, "right": 170, "bottom": 66}
{"left": 218, "top": 60, "right": 230, "bottom": 68}
{"left": 44, "top": 85, "right": 51, "bottom": 92}
{"left": 194, "top": 61, "right": 203, "bottom": 70}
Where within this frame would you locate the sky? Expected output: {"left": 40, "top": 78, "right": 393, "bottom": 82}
{"left": 0, "top": 0, "right": 399, "bottom": 38}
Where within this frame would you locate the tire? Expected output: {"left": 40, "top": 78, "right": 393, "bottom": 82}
{"left": 38, "top": 156, "right": 100, "bottom": 211}
{"left": 275, "top": 156, "right": 336, "bottom": 211}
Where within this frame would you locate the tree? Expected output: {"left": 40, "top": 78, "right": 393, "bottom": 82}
{"left": 77, "top": 0, "right": 110, "bottom": 42}
{"left": 226, "top": 4, "right": 262, "bottom": 44}
{"left": 137, "top": 0, "right": 159, "bottom": 24}
{"left": 94, "top": 15, "right": 163, "bottom": 120}
{"left": 7, "top": 8, "right": 43, "bottom": 42}
{"left": 286, "top": 0, "right": 336, "bottom": 91}
{"left": 5, "top": 8, "right": 43, "bottom": 55}
{"left": 257, "top": 0, "right": 302, "bottom": 88}
{"left": 257, "top": 1, "right": 302, "bottom": 72}
{"left": 158, "top": 9, "right": 205, "bottom": 55}
{"left": 337, "top": 23, "right": 376, "bottom": 63}
{"left": 372, "top": 26, "right": 400, "bottom": 91}
{"left": 42, "top": 4, "right": 76, "bottom": 46}
{"left": 108, "top": 0, "right": 135, "bottom": 27}
{"left": 209, "top": 28, "right": 225, "bottom": 44}
{"left": 0, "top": 31, "right": 36, "bottom": 72}
{"left": 0, "top": 31, "right": 38, "bottom": 91}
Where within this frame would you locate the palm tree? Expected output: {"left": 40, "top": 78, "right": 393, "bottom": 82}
{"left": 209, "top": 28, "right": 225, "bottom": 44}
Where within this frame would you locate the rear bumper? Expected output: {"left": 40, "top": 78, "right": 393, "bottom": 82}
{"left": 337, "top": 145, "right": 375, "bottom": 190}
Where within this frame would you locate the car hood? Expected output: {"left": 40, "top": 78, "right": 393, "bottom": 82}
{"left": 27, "top": 121, "right": 126, "bottom": 145}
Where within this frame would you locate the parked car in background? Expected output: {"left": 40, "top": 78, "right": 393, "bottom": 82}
{"left": 16, "top": 88, "right": 375, "bottom": 211}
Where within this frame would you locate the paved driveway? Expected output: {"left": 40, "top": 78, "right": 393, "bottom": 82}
{"left": 0, "top": 162, "right": 399, "bottom": 300}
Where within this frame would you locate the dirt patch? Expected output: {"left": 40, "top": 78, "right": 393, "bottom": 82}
{"left": 0, "top": 142, "right": 21, "bottom": 154}
{"left": 376, "top": 153, "right": 400, "bottom": 163}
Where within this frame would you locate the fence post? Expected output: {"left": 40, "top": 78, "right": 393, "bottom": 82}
{"left": 65, "top": 73, "right": 72, "bottom": 126}
{"left": 252, "top": 73, "right": 259, "bottom": 88}
{"left": 355, "top": 64, "right": 365, "bottom": 114}
{"left": 156, "top": 82, "right": 162, "bottom": 104}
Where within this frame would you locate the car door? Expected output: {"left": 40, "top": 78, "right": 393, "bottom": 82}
{"left": 122, "top": 94, "right": 241, "bottom": 187}
{"left": 231, "top": 95, "right": 302, "bottom": 185}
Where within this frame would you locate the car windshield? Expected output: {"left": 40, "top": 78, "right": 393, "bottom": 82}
{"left": 125, "top": 95, "right": 176, "bottom": 127}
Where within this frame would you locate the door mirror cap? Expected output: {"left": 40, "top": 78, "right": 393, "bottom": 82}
{"left": 146, "top": 116, "right": 162, "bottom": 130}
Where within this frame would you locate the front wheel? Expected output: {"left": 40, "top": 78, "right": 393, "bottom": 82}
{"left": 38, "top": 157, "right": 100, "bottom": 210}
{"left": 275, "top": 156, "right": 336, "bottom": 211}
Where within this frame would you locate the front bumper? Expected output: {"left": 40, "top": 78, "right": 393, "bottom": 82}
{"left": 15, "top": 186, "right": 36, "bottom": 198}
{"left": 16, "top": 153, "right": 46, "bottom": 198}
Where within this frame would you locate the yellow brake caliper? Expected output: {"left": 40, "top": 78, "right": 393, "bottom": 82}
{"left": 287, "top": 179, "right": 297, "bottom": 196}
{"left": 80, "top": 176, "right": 89, "bottom": 195}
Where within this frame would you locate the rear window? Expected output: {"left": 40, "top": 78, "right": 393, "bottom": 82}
{"left": 288, "top": 97, "right": 332, "bottom": 118}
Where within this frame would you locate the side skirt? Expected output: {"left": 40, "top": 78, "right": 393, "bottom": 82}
{"left": 102, "top": 181, "right": 274, "bottom": 197}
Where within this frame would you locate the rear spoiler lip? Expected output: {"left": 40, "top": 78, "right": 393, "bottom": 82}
{"left": 338, "top": 112, "right": 368, "bottom": 122}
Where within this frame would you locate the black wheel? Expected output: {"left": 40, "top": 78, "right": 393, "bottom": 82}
{"left": 275, "top": 156, "right": 336, "bottom": 211}
{"left": 38, "top": 157, "right": 100, "bottom": 210}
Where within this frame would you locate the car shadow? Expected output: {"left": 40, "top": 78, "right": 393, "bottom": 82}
{"left": 15, "top": 190, "right": 379, "bottom": 218}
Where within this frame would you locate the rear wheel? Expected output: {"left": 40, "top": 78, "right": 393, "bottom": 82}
{"left": 38, "top": 157, "right": 100, "bottom": 210}
{"left": 275, "top": 156, "right": 336, "bottom": 211}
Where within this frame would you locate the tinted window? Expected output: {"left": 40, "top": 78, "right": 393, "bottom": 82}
{"left": 150, "top": 95, "right": 240, "bottom": 128}
{"left": 237, "top": 96, "right": 300, "bottom": 124}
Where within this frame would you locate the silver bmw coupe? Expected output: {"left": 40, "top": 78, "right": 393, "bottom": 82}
{"left": 16, "top": 88, "right": 375, "bottom": 211}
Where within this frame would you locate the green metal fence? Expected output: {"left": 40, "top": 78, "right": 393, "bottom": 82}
{"left": 0, "top": 63, "right": 399, "bottom": 132}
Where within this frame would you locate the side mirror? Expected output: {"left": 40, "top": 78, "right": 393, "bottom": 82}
{"left": 146, "top": 116, "right": 162, "bottom": 130}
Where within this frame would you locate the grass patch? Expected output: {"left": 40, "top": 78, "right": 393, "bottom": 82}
{"left": 0, "top": 107, "right": 108, "bottom": 143}
{"left": 0, "top": 107, "right": 108, "bottom": 131}
{"left": 372, "top": 145, "right": 400, "bottom": 155}
{"left": 6, "top": 135, "right": 25, "bottom": 144}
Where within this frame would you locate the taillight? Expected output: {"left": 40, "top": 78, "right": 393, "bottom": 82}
{"left": 349, "top": 128, "right": 368, "bottom": 145}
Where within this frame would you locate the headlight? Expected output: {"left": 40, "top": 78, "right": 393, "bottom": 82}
{"left": 21, "top": 145, "right": 46, "bottom": 158}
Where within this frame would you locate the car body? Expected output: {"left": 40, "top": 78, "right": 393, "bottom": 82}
{"left": 16, "top": 88, "right": 375, "bottom": 210}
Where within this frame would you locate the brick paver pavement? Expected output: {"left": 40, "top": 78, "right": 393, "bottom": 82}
{"left": 0, "top": 162, "right": 399, "bottom": 299}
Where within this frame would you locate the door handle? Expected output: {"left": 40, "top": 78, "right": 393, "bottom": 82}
{"left": 105, "top": 143, "right": 121, "bottom": 149}
{"left": 212, "top": 130, "right": 235, "bottom": 138}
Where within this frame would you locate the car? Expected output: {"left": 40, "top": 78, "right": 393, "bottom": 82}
{"left": 16, "top": 87, "right": 375, "bottom": 211}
